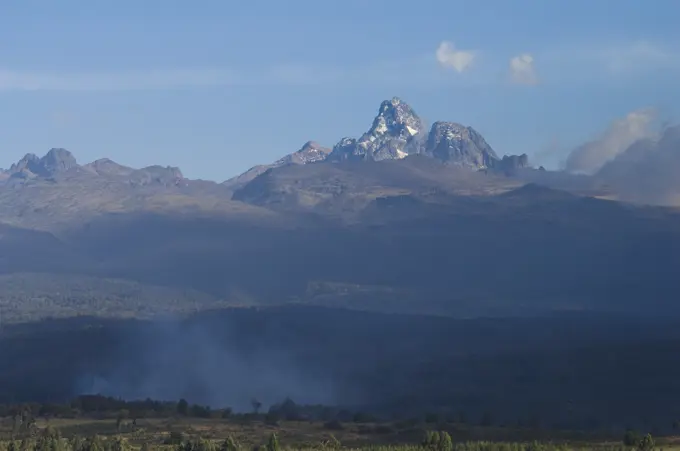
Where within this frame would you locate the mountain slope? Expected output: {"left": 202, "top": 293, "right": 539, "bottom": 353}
{"left": 230, "top": 97, "right": 533, "bottom": 210}
{"left": 0, "top": 149, "right": 278, "bottom": 231}
{"left": 1, "top": 99, "right": 680, "bottom": 321}
{"left": 231, "top": 155, "right": 523, "bottom": 213}
{"left": 222, "top": 141, "right": 331, "bottom": 190}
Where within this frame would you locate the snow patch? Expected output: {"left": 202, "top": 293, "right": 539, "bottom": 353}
{"left": 406, "top": 126, "right": 419, "bottom": 136}
{"left": 374, "top": 120, "right": 388, "bottom": 135}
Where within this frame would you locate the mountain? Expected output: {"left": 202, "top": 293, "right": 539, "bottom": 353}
{"left": 3, "top": 148, "right": 78, "bottom": 180}
{"left": 229, "top": 97, "right": 532, "bottom": 208}
{"left": 1, "top": 148, "right": 184, "bottom": 187}
{"left": 222, "top": 141, "right": 331, "bottom": 189}
{"left": 327, "top": 97, "right": 425, "bottom": 161}
{"left": 424, "top": 121, "right": 498, "bottom": 168}
{"left": 1, "top": 96, "right": 680, "bottom": 323}
{"left": 423, "top": 121, "right": 528, "bottom": 173}
{"left": 0, "top": 149, "right": 274, "bottom": 232}
{"left": 83, "top": 158, "right": 136, "bottom": 177}
{"left": 225, "top": 97, "right": 530, "bottom": 193}
{"left": 231, "top": 155, "right": 524, "bottom": 212}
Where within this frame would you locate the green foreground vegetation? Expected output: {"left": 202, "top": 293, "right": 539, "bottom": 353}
{"left": 0, "top": 424, "right": 667, "bottom": 451}
{"left": 0, "top": 397, "right": 672, "bottom": 451}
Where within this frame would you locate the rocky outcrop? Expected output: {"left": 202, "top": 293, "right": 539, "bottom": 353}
{"left": 275, "top": 141, "right": 332, "bottom": 165}
{"left": 129, "top": 165, "right": 184, "bottom": 187}
{"left": 2, "top": 149, "right": 186, "bottom": 187}
{"left": 222, "top": 141, "right": 332, "bottom": 189}
{"left": 424, "top": 122, "right": 499, "bottom": 169}
{"left": 423, "top": 122, "right": 530, "bottom": 173}
{"left": 40, "top": 148, "right": 78, "bottom": 174}
{"left": 226, "top": 96, "right": 532, "bottom": 185}
{"left": 7, "top": 148, "right": 79, "bottom": 179}
{"left": 492, "top": 154, "right": 530, "bottom": 174}
{"left": 84, "top": 158, "right": 135, "bottom": 177}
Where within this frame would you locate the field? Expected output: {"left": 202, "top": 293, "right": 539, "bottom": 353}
{"left": 0, "top": 414, "right": 676, "bottom": 451}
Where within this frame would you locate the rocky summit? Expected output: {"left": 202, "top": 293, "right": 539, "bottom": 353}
{"left": 228, "top": 96, "right": 530, "bottom": 180}
{"left": 1, "top": 148, "right": 184, "bottom": 187}
{"left": 424, "top": 122, "right": 529, "bottom": 173}
{"left": 328, "top": 97, "right": 425, "bottom": 161}
{"left": 275, "top": 141, "right": 332, "bottom": 165}
{"left": 425, "top": 122, "right": 499, "bottom": 169}
{"left": 5, "top": 148, "right": 79, "bottom": 179}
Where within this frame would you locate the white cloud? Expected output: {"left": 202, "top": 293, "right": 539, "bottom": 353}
{"left": 564, "top": 108, "right": 658, "bottom": 174}
{"left": 509, "top": 54, "right": 538, "bottom": 85}
{"left": 435, "top": 41, "right": 476, "bottom": 73}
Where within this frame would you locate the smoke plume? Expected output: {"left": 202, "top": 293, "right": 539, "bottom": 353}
{"left": 565, "top": 108, "right": 658, "bottom": 174}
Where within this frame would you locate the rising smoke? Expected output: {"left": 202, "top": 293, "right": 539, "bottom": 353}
{"left": 75, "top": 314, "right": 340, "bottom": 411}
{"left": 564, "top": 108, "right": 658, "bottom": 175}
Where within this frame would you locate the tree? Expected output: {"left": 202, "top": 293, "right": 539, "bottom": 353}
{"left": 438, "top": 431, "right": 453, "bottom": 451}
{"left": 423, "top": 431, "right": 440, "bottom": 449}
{"left": 423, "top": 430, "right": 453, "bottom": 451}
{"left": 266, "top": 433, "right": 280, "bottom": 451}
{"left": 638, "top": 434, "right": 654, "bottom": 451}
{"left": 219, "top": 436, "right": 239, "bottom": 451}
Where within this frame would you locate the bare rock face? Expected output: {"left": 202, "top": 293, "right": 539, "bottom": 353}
{"left": 40, "top": 148, "right": 79, "bottom": 174}
{"left": 84, "top": 158, "right": 135, "bottom": 177}
{"left": 493, "top": 154, "right": 530, "bottom": 174}
{"left": 129, "top": 165, "right": 184, "bottom": 187}
{"left": 226, "top": 96, "right": 531, "bottom": 187}
{"left": 425, "top": 122, "right": 499, "bottom": 169}
{"left": 6, "top": 148, "right": 79, "bottom": 179}
{"left": 328, "top": 97, "right": 426, "bottom": 161}
{"left": 222, "top": 141, "right": 332, "bottom": 189}
{"left": 424, "top": 122, "right": 529, "bottom": 173}
{"left": 1, "top": 149, "right": 186, "bottom": 188}
{"left": 275, "top": 141, "right": 332, "bottom": 165}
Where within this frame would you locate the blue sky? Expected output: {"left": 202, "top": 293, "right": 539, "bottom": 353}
{"left": 1, "top": 0, "right": 679, "bottom": 181}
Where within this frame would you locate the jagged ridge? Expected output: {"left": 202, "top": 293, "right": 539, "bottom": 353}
{"left": 228, "top": 96, "right": 530, "bottom": 184}
{"left": 1, "top": 148, "right": 185, "bottom": 187}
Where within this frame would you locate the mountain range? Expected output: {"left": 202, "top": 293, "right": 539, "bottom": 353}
{"left": 223, "top": 97, "right": 530, "bottom": 189}
{"left": 1, "top": 97, "right": 680, "bottom": 322}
